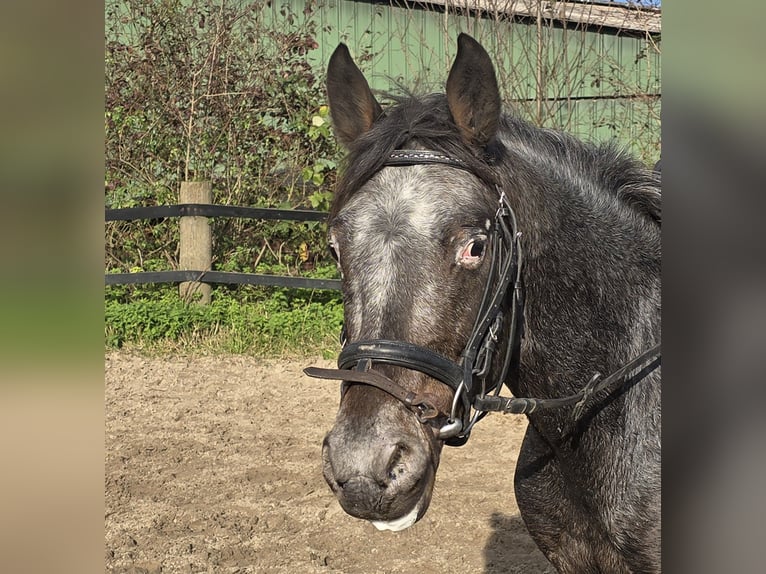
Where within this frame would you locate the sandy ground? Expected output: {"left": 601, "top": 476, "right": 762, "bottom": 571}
{"left": 105, "top": 351, "right": 554, "bottom": 573}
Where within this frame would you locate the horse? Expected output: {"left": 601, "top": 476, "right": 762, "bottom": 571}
{"left": 305, "top": 34, "right": 661, "bottom": 573}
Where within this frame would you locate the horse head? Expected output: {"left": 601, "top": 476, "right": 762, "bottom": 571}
{"left": 317, "top": 34, "right": 509, "bottom": 530}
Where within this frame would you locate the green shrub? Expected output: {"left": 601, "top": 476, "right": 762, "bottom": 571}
{"left": 105, "top": 0, "right": 341, "bottom": 277}
{"left": 105, "top": 284, "right": 344, "bottom": 357}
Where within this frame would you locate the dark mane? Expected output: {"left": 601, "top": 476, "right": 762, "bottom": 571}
{"left": 497, "top": 114, "right": 661, "bottom": 225}
{"left": 596, "top": 145, "right": 662, "bottom": 225}
{"left": 331, "top": 93, "right": 661, "bottom": 227}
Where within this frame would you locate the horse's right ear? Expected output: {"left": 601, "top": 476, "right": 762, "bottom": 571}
{"left": 326, "top": 44, "right": 383, "bottom": 147}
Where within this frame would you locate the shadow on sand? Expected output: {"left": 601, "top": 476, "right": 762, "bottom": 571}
{"left": 483, "top": 512, "right": 554, "bottom": 574}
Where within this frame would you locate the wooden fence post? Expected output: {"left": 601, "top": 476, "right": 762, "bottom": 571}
{"left": 179, "top": 181, "right": 212, "bottom": 304}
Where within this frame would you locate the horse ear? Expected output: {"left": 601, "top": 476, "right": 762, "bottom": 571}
{"left": 326, "top": 44, "right": 383, "bottom": 147}
{"left": 446, "top": 34, "right": 501, "bottom": 148}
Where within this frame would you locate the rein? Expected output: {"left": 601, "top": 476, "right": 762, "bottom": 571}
{"left": 303, "top": 149, "right": 661, "bottom": 447}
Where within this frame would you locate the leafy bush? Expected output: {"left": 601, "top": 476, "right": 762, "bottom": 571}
{"left": 105, "top": 0, "right": 341, "bottom": 276}
{"left": 105, "top": 283, "right": 344, "bottom": 357}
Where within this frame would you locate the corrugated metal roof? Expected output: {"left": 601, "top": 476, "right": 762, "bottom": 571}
{"left": 409, "top": 0, "right": 661, "bottom": 34}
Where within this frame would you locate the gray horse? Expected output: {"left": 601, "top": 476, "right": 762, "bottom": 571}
{"left": 308, "top": 34, "right": 661, "bottom": 573}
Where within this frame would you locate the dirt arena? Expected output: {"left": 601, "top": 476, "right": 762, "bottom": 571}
{"left": 105, "top": 351, "right": 554, "bottom": 573}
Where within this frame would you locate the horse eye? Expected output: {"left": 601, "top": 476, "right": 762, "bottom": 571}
{"left": 457, "top": 236, "right": 487, "bottom": 269}
{"left": 470, "top": 240, "right": 485, "bottom": 258}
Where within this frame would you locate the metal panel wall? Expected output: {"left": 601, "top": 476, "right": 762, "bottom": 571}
{"left": 266, "top": 0, "right": 660, "bottom": 161}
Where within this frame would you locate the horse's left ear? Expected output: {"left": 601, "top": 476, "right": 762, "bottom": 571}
{"left": 446, "top": 34, "right": 501, "bottom": 148}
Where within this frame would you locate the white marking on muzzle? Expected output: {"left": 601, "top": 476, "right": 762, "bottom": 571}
{"left": 370, "top": 505, "right": 420, "bottom": 532}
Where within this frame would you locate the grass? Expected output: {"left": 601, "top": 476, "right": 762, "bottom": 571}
{"left": 105, "top": 284, "right": 344, "bottom": 359}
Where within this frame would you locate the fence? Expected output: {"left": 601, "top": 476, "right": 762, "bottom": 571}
{"left": 105, "top": 182, "right": 341, "bottom": 303}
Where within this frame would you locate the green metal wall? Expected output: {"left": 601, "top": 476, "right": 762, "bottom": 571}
{"left": 266, "top": 0, "right": 661, "bottom": 162}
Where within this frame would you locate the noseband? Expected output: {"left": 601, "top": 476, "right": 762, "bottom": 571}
{"left": 304, "top": 149, "right": 661, "bottom": 447}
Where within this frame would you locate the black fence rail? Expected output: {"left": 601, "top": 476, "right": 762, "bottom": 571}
{"left": 105, "top": 199, "right": 341, "bottom": 292}
{"left": 106, "top": 204, "right": 328, "bottom": 222}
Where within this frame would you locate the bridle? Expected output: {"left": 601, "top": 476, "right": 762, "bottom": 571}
{"left": 304, "top": 149, "right": 661, "bottom": 447}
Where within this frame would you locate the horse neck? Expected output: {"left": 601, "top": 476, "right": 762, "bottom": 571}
{"left": 496, "top": 133, "right": 661, "bottom": 401}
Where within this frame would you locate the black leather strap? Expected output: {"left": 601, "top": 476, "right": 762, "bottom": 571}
{"left": 304, "top": 366, "right": 444, "bottom": 422}
{"left": 473, "top": 343, "right": 661, "bottom": 417}
{"left": 385, "top": 150, "right": 473, "bottom": 173}
{"left": 338, "top": 340, "right": 465, "bottom": 392}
